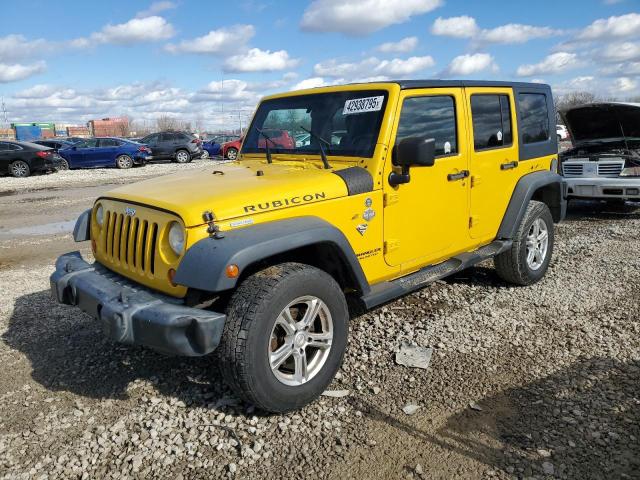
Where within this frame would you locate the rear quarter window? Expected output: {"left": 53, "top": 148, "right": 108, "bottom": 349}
{"left": 519, "top": 93, "right": 550, "bottom": 144}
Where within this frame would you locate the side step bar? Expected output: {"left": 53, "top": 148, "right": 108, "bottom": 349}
{"left": 361, "top": 240, "right": 512, "bottom": 310}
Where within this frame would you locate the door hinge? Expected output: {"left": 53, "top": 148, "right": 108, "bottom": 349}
{"left": 383, "top": 192, "right": 399, "bottom": 206}
{"left": 470, "top": 175, "right": 480, "bottom": 188}
{"left": 384, "top": 239, "right": 400, "bottom": 253}
{"left": 469, "top": 216, "right": 480, "bottom": 229}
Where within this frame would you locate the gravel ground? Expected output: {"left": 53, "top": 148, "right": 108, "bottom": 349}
{"left": 0, "top": 165, "right": 639, "bottom": 479}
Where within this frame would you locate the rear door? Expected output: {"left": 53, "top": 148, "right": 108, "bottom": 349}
{"left": 142, "top": 134, "right": 162, "bottom": 159}
{"left": 465, "top": 88, "right": 520, "bottom": 241}
{"left": 0, "top": 142, "right": 14, "bottom": 173}
{"left": 382, "top": 88, "right": 471, "bottom": 270}
{"left": 97, "top": 138, "right": 120, "bottom": 165}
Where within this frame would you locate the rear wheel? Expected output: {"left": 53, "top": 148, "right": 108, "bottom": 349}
{"left": 218, "top": 263, "right": 349, "bottom": 413}
{"left": 175, "top": 149, "right": 190, "bottom": 163}
{"left": 494, "top": 200, "right": 554, "bottom": 285}
{"left": 115, "top": 154, "right": 133, "bottom": 169}
{"left": 56, "top": 158, "right": 69, "bottom": 170}
{"left": 226, "top": 147, "right": 238, "bottom": 160}
{"left": 10, "top": 160, "right": 30, "bottom": 178}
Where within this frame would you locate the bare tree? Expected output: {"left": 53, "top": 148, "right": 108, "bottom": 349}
{"left": 115, "top": 116, "right": 131, "bottom": 137}
{"left": 156, "top": 115, "right": 179, "bottom": 131}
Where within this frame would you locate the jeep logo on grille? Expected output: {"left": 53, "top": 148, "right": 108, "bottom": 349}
{"left": 124, "top": 207, "right": 136, "bottom": 217}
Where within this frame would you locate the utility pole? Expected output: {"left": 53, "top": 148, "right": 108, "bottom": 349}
{"left": 1, "top": 96, "right": 8, "bottom": 128}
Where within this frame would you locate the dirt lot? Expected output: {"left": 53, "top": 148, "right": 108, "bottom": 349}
{"left": 0, "top": 162, "right": 639, "bottom": 479}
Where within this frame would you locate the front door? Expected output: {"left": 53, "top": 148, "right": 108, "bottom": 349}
{"left": 383, "top": 88, "right": 470, "bottom": 271}
{"left": 465, "top": 88, "right": 521, "bottom": 241}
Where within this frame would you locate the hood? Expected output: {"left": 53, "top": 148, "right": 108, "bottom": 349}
{"left": 103, "top": 160, "right": 349, "bottom": 226}
{"left": 561, "top": 102, "right": 640, "bottom": 146}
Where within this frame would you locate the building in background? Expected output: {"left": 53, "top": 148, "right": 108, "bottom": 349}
{"left": 66, "top": 126, "right": 91, "bottom": 137}
{"left": 88, "top": 117, "right": 129, "bottom": 137}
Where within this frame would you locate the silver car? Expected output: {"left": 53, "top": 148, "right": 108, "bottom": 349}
{"left": 559, "top": 102, "right": 640, "bottom": 201}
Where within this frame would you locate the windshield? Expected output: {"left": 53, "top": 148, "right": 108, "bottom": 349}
{"left": 243, "top": 90, "right": 388, "bottom": 158}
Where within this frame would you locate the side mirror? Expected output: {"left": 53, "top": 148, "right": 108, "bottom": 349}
{"left": 389, "top": 137, "right": 435, "bottom": 186}
{"left": 72, "top": 146, "right": 77, "bottom": 150}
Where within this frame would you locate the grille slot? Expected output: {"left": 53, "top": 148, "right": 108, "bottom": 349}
{"left": 597, "top": 162, "right": 624, "bottom": 177}
{"left": 102, "top": 209, "right": 159, "bottom": 277}
{"left": 562, "top": 163, "right": 584, "bottom": 177}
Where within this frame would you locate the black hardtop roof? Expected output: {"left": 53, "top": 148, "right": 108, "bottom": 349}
{"left": 380, "top": 79, "right": 552, "bottom": 90}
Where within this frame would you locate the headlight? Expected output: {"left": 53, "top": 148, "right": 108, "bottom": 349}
{"left": 620, "top": 166, "right": 640, "bottom": 177}
{"left": 95, "top": 204, "right": 104, "bottom": 226}
{"left": 168, "top": 222, "right": 185, "bottom": 255}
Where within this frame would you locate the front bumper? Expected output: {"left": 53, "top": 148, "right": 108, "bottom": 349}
{"left": 564, "top": 177, "right": 640, "bottom": 199}
{"left": 50, "top": 252, "right": 226, "bottom": 356}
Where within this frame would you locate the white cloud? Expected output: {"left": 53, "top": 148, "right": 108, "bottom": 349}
{"left": 431, "top": 16, "right": 479, "bottom": 39}
{"left": 165, "top": 25, "right": 255, "bottom": 54}
{"left": 301, "top": 0, "right": 443, "bottom": 35}
{"left": 516, "top": 52, "right": 581, "bottom": 76}
{"left": 223, "top": 48, "right": 299, "bottom": 73}
{"left": 314, "top": 55, "right": 434, "bottom": 79}
{"left": 611, "top": 76, "right": 637, "bottom": 93}
{"left": 431, "top": 16, "right": 560, "bottom": 45}
{"left": 577, "top": 13, "right": 640, "bottom": 40}
{"left": 76, "top": 16, "right": 176, "bottom": 45}
{"left": 444, "top": 53, "right": 497, "bottom": 76}
{"left": 136, "top": 1, "right": 177, "bottom": 18}
{"left": 477, "top": 24, "right": 560, "bottom": 44}
{"left": 293, "top": 77, "right": 327, "bottom": 90}
{"left": 376, "top": 36, "right": 418, "bottom": 53}
{"left": 0, "top": 61, "right": 46, "bottom": 83}
{"left": 194, "top": 79, "right": 260, "bottom": 103}
{"left": 599, "top": 41, "right": 640, "bottom": 63}
{"left": 0, "top": 35, "right": 49, "bottom": 62}
{"left": 13, "top": 84, "right": 58, "bottom": 98}
{"left": 599, "top": 61, "right": 640, "bottom": 76}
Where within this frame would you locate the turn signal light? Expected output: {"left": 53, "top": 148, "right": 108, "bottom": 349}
{"left": 225, "top": 264, "right": 240, "bottom": 278}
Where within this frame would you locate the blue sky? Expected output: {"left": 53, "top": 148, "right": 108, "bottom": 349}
{"left": 1, "top": 0, "right": 638, "bottom": 130}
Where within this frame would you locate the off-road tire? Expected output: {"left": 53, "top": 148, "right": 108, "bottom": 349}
{"left": 10, "top": 160, "right": 30, "bottom": 178}
{"left": 115, "top": 154, "right": 133, "bottom": 169}
{"left": 175, "top": 149, "right": 190, "bottom": 163}
{"left": 494, "top": 200, "right": 554, "bottom": 286}
{"left": 226, "top": 147, "right": 238, "bottom": 160}
{"left": 217, "top": 262, "right": 349, "bottom": 413}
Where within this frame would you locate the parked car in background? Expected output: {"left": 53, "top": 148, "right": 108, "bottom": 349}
{"left": 139, "top": 131, "right": 202, "bottom": 163}
{"left": 560, "top": 102, "right": 640, "bottom": 203}
{"left": 0, "top": 140, "right": 60, "bottom": 177}
{"left": 58, "top": 137, "right": 151, "bottom": 169}
{"left": 222, "top": 129, "right": 295, "bottom": 159}
{"left": 556, "top": 124, "right": 569, "bottom": 141}
{"left": 209, "top": 134, "right": 238, "bottom": 144}
{"left": 201, "top": 140, "right": 221, "bottom": 159}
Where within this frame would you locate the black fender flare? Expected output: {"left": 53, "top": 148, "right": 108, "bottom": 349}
{"left": 174, "top": 216, "right": 370, "bottom": 295}
{"left": 497, "top": 170, "right": 566, "bottom": 239}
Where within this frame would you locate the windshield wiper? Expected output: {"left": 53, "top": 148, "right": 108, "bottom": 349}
{"left": 256, "top": 128, "right": 274, "bottom": 164}
{"left": 300, "top": 126, "right": 331, "bottom": 169}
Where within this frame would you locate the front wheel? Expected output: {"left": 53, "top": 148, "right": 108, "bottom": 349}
{"left": 116, "top": 154, "right": 133, "bottom": 169}
{"left": 10, "top": 160, "right": 30, "bottom": 177}
{"left": 175, "top": 149, "right": 190, "bottom": 163}
{"left": 218, "top": 263, "right": 349, "bottom": 413}
{"left": 494, "top": 200, "right": 554, "bottom": 285}
{"left": 226, "top": 147, "right": 238, "bottom": 160}
{"left": 200, "top": 150, "right": 210, "bottom": 159}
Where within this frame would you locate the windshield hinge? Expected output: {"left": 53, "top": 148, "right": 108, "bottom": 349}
{"left": 384, "top": 192, "right": 399, "bottom": 206}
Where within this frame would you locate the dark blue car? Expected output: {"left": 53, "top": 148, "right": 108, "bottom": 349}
{"left": 201, "top": 140, "right": 221, "bottom": 159}
{"left": 58, "top": 137, "right": 151, "bottom": 169}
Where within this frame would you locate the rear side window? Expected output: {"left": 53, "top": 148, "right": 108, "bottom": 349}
{"left": 471, "top": 94, "right": 512, "bottom": 151}
{"left": 99, "top": 139, "right": 120, "bottom": 147}
{"left": 519, "top": 93, "right": 549, "bottom": 144}
{"left": 396, "top": 95, "right": 457, "bottom": 157}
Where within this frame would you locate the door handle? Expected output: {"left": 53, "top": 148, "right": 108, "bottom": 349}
{"left": 447, "top": 170, "right": 469, "bottom": 181}
{"left": 500, "top": 161, "right": 518, "bottom": 170}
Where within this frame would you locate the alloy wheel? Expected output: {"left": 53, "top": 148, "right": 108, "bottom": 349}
{"left": 526, "top": 218, "right": 549, "bottom": 270}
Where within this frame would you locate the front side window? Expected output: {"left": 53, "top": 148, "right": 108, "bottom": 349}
{"left": 98, "top": 138, "right": 120, "bottom": 147}
{"left": 471, "top": 94, "right": 513, "bottom": 151}
{"left": 519, "top": 93, "right": 549, "bottom": 144}
{"left": 395, "top": 95, "right": 458, "bottom": 157}
{"left": 77, "top": 138, "right": 99, "bottom": 148}
{"left": 243, "top": 90, "right": 388, "bottom": 158}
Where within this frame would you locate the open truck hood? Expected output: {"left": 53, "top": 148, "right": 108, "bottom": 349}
{"left": 103, "top": 160, "right": 349, "bottom": 226}
{"left": 561, "top": 102, "right": 640, "bottom": 147}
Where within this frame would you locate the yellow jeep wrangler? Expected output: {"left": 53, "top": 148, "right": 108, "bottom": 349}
{"left": 51, "top": 80, "right": 566, "bottom": 412}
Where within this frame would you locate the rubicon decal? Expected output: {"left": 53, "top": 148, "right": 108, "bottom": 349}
{"left": 243, "top": 192, "right": 327, "bottom": 212}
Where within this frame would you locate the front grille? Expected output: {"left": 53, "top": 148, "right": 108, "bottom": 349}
{"left": 562, "top": 163, "right": 584, "bottom": 177}
{"left": 102, "top": 210, "right": 158, "bottom": 277}
{"left": 597, "top": 161, "right": 624, "bottom": 177}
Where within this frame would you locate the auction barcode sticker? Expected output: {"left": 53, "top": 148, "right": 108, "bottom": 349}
{"left": 343, "top": 96, "right": 384, "bottom": 115}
